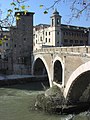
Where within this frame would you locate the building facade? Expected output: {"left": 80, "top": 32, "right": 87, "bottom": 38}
{"left": 0, "top": 10, "right": 90, "bottom": 75}
{"left": 0, "top": 28, "right": 10, "bottom": 74}
{"left": 33, "top": 9, "right": 90, "bottom": 51}
{"left": 0, "top": 29, "right": 10, "bottom": 59}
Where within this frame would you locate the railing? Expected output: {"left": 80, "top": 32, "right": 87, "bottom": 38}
{"left": 33, "top": 46, "right": 90, "bottom": 55}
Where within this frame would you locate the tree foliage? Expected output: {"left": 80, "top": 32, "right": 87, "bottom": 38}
{"left": 0, "top": 0, "right": 30, "bottom": 29}
{"left": 0, "top": 0, "right": 30, "bottom": 45}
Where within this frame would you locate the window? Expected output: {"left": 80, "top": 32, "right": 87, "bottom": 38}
{"left": 40, "top": 37, "right": 42, "bottom": 41}
{"left": 36, "top": 40, "right": 37, "bottom": 44}
{"left": 80, "top": 40, "right": 83, "bottom": 44}
{"left": 49, "top": 32, "right": 50, "bottom": 35}
{"left": 57, "top": 41, "right": 59, "bottom": 44}
{"left": 57, "top": 31, "right": 59, "bottom": 35}
{"left": 24, "top": 38, "right": 26, "bottom": 41}
{"left": 64, "top": 39, "right": 68, "bottom": 43}
{"left": 46, "top": 38, "right": 47, "bottom": 42}
{"left": 49, "top": 38, "right": 50, "bottom": 42}
{"left": 14, "top": 44, "right": 16, "bottom": 47}
{"left": 65, "top": 32, "right": 68, "bottom": 35}
{"left": 67, "top": 32, "right": 69, "bottom": 35}
{"left": 57, "top": 18, "right": 60, "bottom": 24}
{"left": 46, "top": 32, "right": 47, "bottom": 36}
{"left": 6, "top": 43, "right": 8, "bottom": 47}
{"left": 75, "top": 40, "right": 78, "bottom": 43}
{"left": 5, "top": 38, "right": 8, "bottom": 41}
{"left": 63, "top": 32, "right": 65, "bottom": 35}
{"left": 70, "top": 40, "right": 73, "bottom": 43}
{"left": 36, "top": 28, "right": 38, "bottom": 31}
{"left": 52, "top": 19, "right": 54, "bottom": 26}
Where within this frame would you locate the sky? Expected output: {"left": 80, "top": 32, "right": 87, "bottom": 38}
{"left": 0, "top": 0, "right": 90, "bottom": 27}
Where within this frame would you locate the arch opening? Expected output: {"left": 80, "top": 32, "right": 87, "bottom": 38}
{"left": 54, "top": 60, "right": 63, "bottom": 84}
{"left": 66, "top": 71, "right": 90, "bottom": 105}
{"left": 33, "top": 58, "right": 47, "bottom": 75}
{"left": 33, "top": 58, "right": 49, "bottom": 87}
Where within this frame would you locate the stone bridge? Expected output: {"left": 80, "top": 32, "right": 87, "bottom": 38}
{"left": 32, "top": 46, "right": 90, "bottom": 104}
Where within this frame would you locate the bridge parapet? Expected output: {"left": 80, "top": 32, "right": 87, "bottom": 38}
{"left": 33, "top": 46, "right": 90, "bottom": 54}
{"left": 33, "top": 46, "right": 90, "bottom": 58}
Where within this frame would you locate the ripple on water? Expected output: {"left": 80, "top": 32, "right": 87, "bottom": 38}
{"left": 0, "top": 87, "right": 90, "bottom": 120}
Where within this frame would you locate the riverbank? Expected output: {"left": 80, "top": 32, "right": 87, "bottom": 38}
{"left": 0, "top": 75, "right": 49, "bottom": 87}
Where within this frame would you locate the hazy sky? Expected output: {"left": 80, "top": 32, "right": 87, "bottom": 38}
{"left": 0, "top": 0, "right": 90, "bottom": 27}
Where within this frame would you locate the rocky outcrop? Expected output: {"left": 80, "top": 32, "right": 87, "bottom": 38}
{"left": 35, "top": 85, "right": 90, "bottom": 114}
{"left": 35, "top": 85, "right": 65, "bottom": 113}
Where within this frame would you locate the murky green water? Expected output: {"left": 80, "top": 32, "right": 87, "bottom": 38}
{"left": 0, "top": 83, "right": 90, "bottom": 120}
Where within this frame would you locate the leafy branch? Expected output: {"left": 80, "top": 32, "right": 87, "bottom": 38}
{"left": 0, "top": 0, "right": 30, "bottom": 28}
{"left": 0, "top": 0, "right": 30, "bottom": 45}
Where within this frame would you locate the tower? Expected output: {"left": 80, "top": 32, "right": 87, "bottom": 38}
{"left": 50, "top": 9, "right": 61, "bottom": 27}
{"left": 10, "top": 11, "right": 34, "bottom": 74}
{"left": 50, "top": 9, "right": 62, "bottom": 46}
{"left": 15, "top": 11, "right": 34, "bottom": 53}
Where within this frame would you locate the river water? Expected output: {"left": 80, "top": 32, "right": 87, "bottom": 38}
{"left": 0, "top": 83, "right": 90, "bottom": 120}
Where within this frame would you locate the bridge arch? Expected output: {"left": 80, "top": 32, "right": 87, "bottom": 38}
{"left": 64, "top": 61, "right": 90, "bottom": 104}
{"left": 32, "top": 54, "right": 53, "bottom": 87}
{"left": 53, "top": 56, "right": 64, "bottom": 88}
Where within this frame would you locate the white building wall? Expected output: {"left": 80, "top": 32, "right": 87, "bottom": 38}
{"left": 33, "top": 10, "right": 62, "bottom": 51}
{"left": 88, "top": 30, "right": 90, "bottom": 45}
{"left": 33, "top": 26, "right": 59, "bottom": 51}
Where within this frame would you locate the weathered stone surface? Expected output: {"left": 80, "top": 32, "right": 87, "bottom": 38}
{"left": 79, "top": 83, "right": 90, "bottom": 102}
{"left": 35, "top": 85, "right": 90, "bottom": 114}
{"left": 35, "top": 85, "right": 65, "bottom": 113}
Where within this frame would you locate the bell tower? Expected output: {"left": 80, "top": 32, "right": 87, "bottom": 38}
{"left": 50, "top": 9, "right": 61, "bottom": 27}
{"left": 50, "top": 9, "right": 62, "bottom": 46}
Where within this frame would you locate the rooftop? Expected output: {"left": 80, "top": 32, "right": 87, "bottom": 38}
{"left": 15, "top": 11, "right": 35, "bottom": 16}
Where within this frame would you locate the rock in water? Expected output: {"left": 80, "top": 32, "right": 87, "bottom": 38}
{"left": 35, "top": 85, "right": 65, "bottom": 113}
